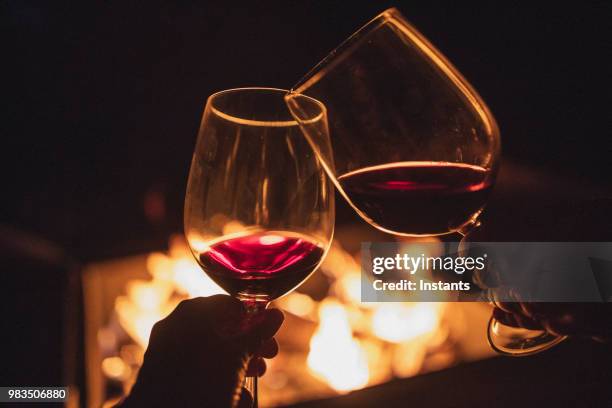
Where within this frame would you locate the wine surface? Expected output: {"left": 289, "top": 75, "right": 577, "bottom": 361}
{"left": 199, "top": 231, "right": 324, "bottom": 300}
{"left": 338, "top": 162, "right": 492, "bottom": 235}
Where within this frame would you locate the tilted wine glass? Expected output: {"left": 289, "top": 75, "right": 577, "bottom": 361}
{"left": 184, "top": 88, "right": 334, "bottom": 405}
{"left": 286, "top": 8, "right": 564, "bottom": 356}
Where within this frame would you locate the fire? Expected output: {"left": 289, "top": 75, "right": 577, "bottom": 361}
{"left": 126, "top": 280, "right": 173, "bottom": 312}
{"left": 102, "top": 356, "right": 131, "bottom": 381}
{"left": 172, "top": 258, "right": 225, "bottom": 298}
{"left": 277, "top": 292, "right": 315, "bottom": 318}
{"left": 303, "top": 239, "right": 450, "bottom": 394}
{"left": 114, "top": 238, "right": 224, "bottom": 348}
{"left": 371, "top": 303, "right": 442, "bottom": 343}
{"left": 307, "top": 298, "right": 369, "bottom": 392}
{"left": 106, "top": 234, "right": 454, "bottom": 406}
{"left": 332, "top": 272, "right": 363, "bottom": 306}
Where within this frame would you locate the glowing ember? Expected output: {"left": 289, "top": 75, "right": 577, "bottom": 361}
{"left": 307, "top": 299, "right": 369, "bottom": 392}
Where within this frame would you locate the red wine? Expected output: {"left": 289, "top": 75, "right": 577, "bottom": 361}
{"left": 198, "top": 231, "right": 324, "bottom": 300}
{"left": 338, "top": 162, "right": 493, "bottom": 235}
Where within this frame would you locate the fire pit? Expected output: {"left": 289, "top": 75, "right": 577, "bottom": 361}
{"left": 82, "top": 227, "right": 494, "bottom": 407}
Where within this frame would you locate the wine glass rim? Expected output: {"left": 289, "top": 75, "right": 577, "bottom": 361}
{"left": 292, "top": 8, "right": 399, "bottom": 93}
{"left": 291, "top": 7, "right": 499, "bottom": 140}
{"left": 208, "top": 87, "right": 326, "bottom": 127}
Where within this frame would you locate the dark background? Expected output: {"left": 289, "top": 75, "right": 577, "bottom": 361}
{"left": 2, "top": 1, "right": 612, "bottom": 402}
{"left": 4, "top": 1, "right": 610, "bottom": 261}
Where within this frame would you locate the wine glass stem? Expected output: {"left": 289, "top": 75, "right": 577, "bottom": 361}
{"left": 244, "top": 376, "right": 258, "bottom": 407}
{"left": 240, "top": 296, "right": 269, "bottom": 408}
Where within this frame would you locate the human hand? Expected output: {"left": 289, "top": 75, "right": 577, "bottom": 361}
{"left": 119, "top": 295, "right": 284, "bottom": 407}
{"left": 493, "top": 302, "right": 612, "bottom": 342}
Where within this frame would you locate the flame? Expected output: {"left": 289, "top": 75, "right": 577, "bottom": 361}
{"left": 307, "top": 299, "right": 369, "bottom": 392}
{"left": 222, "top": 220, "right": 246, "bottom": 236}
{"left": 371, "top": 303, "right": 442, "bottom": 343}
{"left": 392, "top": 341, "right": 427, "bottom": 378}
{"left": 185, "top": 231, "right": 211, "bottom": 254}
{"left": 172, "top": 258, "right": 226, "bottom": 297}
{"left": 277, "top": 292, "right": 315, "bottom": 318}
{"left": 102, "top": 357, "right": 131, "bottom": 380}
{"left": 115, "top": 246, "right": 224, "bottom": 348}
{"left": 320, "top": 242, "right": 359, "bottom": 279}
{"left": 126, "top": 280, "right": 173, "bottom": 312}
{"left": 146, "top": 252, "right": 175, "bottom": 281}
{"left": 332, "top": 272, "right": 362, "bottom": 305}
{"left": 149, "top": 242, "right": 226, "bottom": 298}
{"left": 110, "top": 234, "right": 452, "bottom": 403}
{"left": 115, "top": 296, "right": 160, "bottom": 348}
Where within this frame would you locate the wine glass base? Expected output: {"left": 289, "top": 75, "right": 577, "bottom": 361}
{"left": 487, "top": 315, "right": 568, "bottom": 357}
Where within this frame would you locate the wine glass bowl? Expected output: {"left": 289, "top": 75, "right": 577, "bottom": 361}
{"left": 287, "top": 8, "right": 565, "bottom": 356}
{"left": 184, "top": 88, "right": 334, "bottom": 305}
{"left": 286, "top": 7, "right": 500, "bottom": 237}
{"left": 487, "top": 315, "right": 568, "bottom": 356}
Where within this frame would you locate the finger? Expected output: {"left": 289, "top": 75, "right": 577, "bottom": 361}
{"left": 209, "top": 297, "right": 251, "bottom": 339}
{"left": 173, "top": 295, "right": 241, "bottom": 317}
{"left": 208, "top": 294, "right": 244, "bottom": 315}
{"left": 495, "top": 301, "right": 522, "bottom": 314}
{"left": 149, "top": 297, "right": 233, "bottom": 349}
{"left": 236, "top": 387, "right": 253, "bottom": 408}
{"left": 519, "top": 302, "right": 553, "bottom": 320}
{"left": 493, "top": 307, "right": 519, "bottom": 327}
{"left": 254, "top": 309, "right": 284, "bottom": 339}
{"left": 207, "top": 295, "right": 245, "bottom": 324}
{"left": 256, "top": 338, "right": 279, "bottom": 359}
{"left": 246, "top": 357, "right": 267, "bottom": 377}
{"left": 542, "top": 313, "right": 578, "bottom": 336}
{"left": 512, "top": 313, "right": 542, "bottom": 330}
{"left": 494, "top": 308, "right": 544, "bottom": 330}
{"left": 241, "top": 309, "right": 284, "bottom": 347}
{"left": 162, "top": 296, "right": 244, "bottom": 333}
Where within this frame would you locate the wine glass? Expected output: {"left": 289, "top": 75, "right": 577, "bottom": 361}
{"left": 184, "top": 88, "right": 334, "bottom": 405}
{"left": 286, "top": 8, "right": 564, "bottom": 355}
